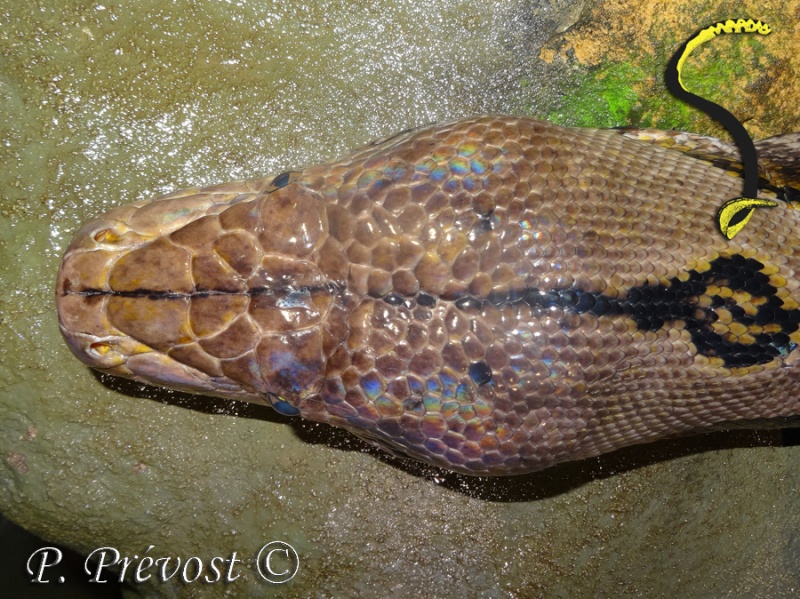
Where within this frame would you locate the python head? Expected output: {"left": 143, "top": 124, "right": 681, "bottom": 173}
{"left": 56, "top": 172, "right": 339, "bottom": 417}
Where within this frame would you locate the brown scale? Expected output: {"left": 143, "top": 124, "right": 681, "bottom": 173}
{"left": 56, "top": 116, "right": 800, "bottom": 475}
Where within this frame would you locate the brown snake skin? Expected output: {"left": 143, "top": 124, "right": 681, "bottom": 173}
{"left": 56, "top": 116, "right": 800, "bottom": 475}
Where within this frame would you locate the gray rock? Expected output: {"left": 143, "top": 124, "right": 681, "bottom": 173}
{"left": 2, "top": 1, "right": 799, "bottom": 597}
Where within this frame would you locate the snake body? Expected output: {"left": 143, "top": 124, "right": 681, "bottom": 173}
{"left": 56, "top": 115, "right": 800, "bottom": 475}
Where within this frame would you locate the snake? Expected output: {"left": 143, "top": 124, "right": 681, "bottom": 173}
{"left": 56, "top": 19, "right": 800, "bottom": 475}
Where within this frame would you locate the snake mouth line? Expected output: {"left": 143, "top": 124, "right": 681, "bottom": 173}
{"left": 64, "top": 282, "right": 347, "bottom": 300}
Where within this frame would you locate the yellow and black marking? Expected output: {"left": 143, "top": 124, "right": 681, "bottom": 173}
{"left": 620, "top": 254, "right": 800, "bottom": 367}
{"left": 665, "top": 18, "right": 773, "bottom": 239}
{"left": 460, "top": 255, "right": 799, "bottom": 368}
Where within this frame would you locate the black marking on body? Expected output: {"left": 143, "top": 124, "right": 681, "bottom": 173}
{"left": 383, "top": 292, "right": 405, "bottom": 306}
{"left": 74, "top": 256, "right": 799, "bottom": 369}
{"left": 461, "top": 255, "right": 800, "bottom": 368}
{"left": 622, "top": 255, "right": 800, "bottom": 367}
{"left": 416, "top": 293, "right": 436, "bottom": 307}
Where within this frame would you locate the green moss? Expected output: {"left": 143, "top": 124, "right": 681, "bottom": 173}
{"left": 545, "top": 62, "right": 645, "bottom": 128}
{"left": 531, "top": 33, "right": 770, "bottom": 135}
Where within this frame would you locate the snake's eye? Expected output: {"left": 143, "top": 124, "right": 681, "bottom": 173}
{"left": 270, "top": 171, "right": 299, "bottom": 190}
{"left": 266, "top": 393, "right": 300, "bottom": 416}
{"left": 469, "top": 361, "right": 493, "bottom": 385}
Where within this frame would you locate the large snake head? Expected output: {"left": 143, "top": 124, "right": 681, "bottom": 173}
{"left": 56, "top": 174, "right": 337, "bottom": 413}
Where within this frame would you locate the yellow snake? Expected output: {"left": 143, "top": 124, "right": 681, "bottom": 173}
{"left": 56, "top": 21, "right": 800, "bottom": 475}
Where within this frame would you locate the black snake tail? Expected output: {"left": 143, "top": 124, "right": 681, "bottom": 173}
{"left": 665, "top": 18, "right": 776, "bottom": 239}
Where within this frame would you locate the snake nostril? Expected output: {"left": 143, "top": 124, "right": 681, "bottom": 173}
{"left": 88, "top": 341, "right": 125, "bottom": 366}
{"left": 89, "top": 341, "right": 112, "bottom": 356}
{"left": 92, "top": 228, "right": 120, "bottom": 243}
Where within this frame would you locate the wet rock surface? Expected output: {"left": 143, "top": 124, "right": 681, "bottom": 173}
{"left": 2, "top": 0, "right": 799, "bottom": 597}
